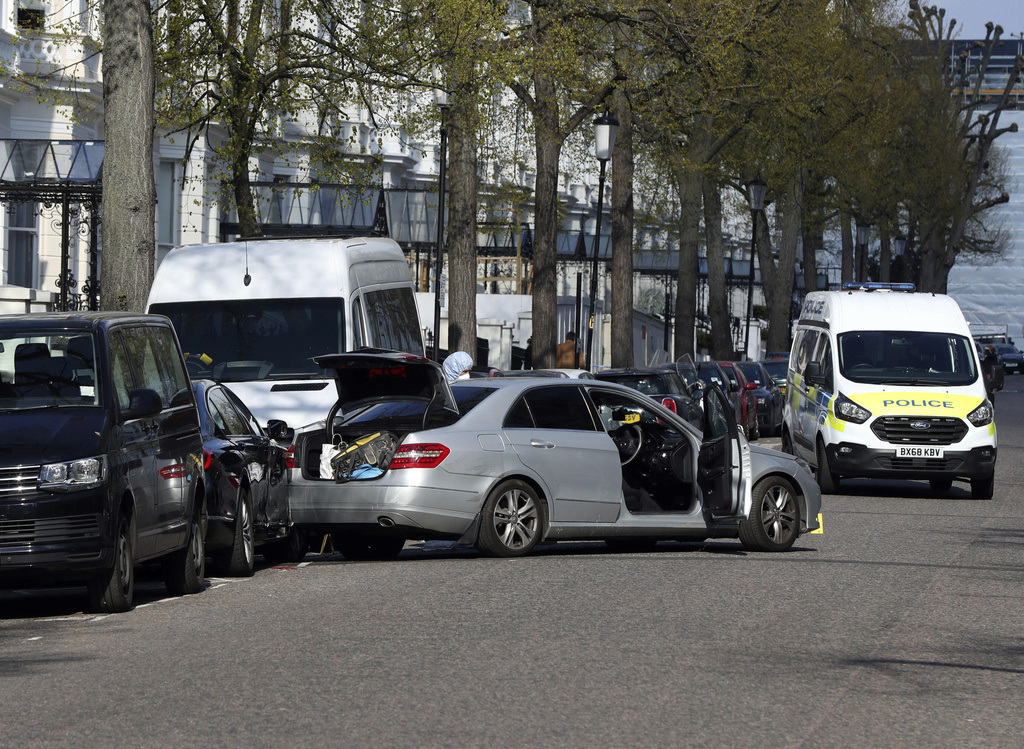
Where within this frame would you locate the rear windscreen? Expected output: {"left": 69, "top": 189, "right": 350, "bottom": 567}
{"left": 150, "top": 298, "right": 343, "bottom": 380}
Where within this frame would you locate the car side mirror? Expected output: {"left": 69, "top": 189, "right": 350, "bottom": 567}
{"left": 805, "top": 362, "right": 826, "bottom": 388}
{"left": 745, "top": 382, "right": 758, "bottom": 390}
{"left": 266, "top": 419, "right": 294, "bottom": 443}
{"left": 123, "top": 388, "right": 162, "bottom": 420}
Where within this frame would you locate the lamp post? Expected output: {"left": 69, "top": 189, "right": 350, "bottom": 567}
{"left": 584, "top": 111, "right": 618, "bottom": 370}
{"left": 856, "top": 222, "right": 871, "bottom": 282}
{"left": 892, "top": 234, "right": 907, "bottom": 283}
{"left": 743, "top": 178, "right": 767, "bottom": 361}
{"left": 432, "top": 88, "right": 450, "bottom": 362}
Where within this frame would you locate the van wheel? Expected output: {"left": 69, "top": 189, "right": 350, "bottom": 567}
{"left": 87, "top": 514, "right": 135, "bottom": 614}
{"left": 335, "top": 534, "right": 405, "bottom": 561}
{"left": 816, "top": 441, "right": 839, "bottom": 494}
{"left": 477, "top": 479, "right": 546, "bottom": 558}
{"left": 780, "top": 429, "right": 794, "bottom": 455}
{"left": 739, "top": 476, "right": 800, "bottom": 552}
{"left": 261, "top": 528, "right": 310, "bottom": 564}
{"left": 213, "top": 489, "right": 254, "bottom": 577}
{"left": 971, "top": 474, "right": 994, "bottom": 500}
{"left": 163, "top": 500, "right": 206, "bottom": 596}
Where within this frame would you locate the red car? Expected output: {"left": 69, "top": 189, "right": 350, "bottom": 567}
{"left": 717, "top": 361, "right": 759, "bottom": 440}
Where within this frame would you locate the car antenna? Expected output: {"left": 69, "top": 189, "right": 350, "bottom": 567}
{"left": 243, "top": 240, "right": 251, "bottom": 286}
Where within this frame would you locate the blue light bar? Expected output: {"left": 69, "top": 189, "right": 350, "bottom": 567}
{"left": 841, "top": 282, "right": 916, "bottom": 292}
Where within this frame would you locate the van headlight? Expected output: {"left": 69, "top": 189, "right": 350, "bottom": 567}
{"left": 835, "top": 393, "right": 871, "bottom": 424}
{"left": 39, "top": 456, "right": 107, "bottom": 492}
{"left": 967, "top": 401, "right": 994, "bottom": 427}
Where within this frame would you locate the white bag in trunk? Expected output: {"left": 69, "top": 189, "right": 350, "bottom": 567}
{"left": 320, "top": 442, "right": 341, "bottom": 479}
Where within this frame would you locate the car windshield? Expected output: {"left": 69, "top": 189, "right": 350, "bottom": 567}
{"left": 0, "top": 330, "right": 101, "bottom": 409}
{"left": 151, "top": 298, "right": 343, "bottom": 380}
{"left": 737, "top": 363, "right": 765, "bottom": 386}
{"left": 838, "top": 331, "right": 978, "bottom": 385}
{"left": 761, "top": 360, "right": 788, "bottom": 381}
{"left": 993, "top": 344, "right": 1019, "bottom": 355}
{"left": 697, "top": 365, "right": 724, "bottom": 388}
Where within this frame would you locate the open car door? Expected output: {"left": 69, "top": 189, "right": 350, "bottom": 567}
{"left": 699, "top": 384, "right": 751, "bottom": 521}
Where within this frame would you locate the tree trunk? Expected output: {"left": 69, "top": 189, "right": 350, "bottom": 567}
{"left": 840, "top": 214, "right": 853, "bottom": 286}
{"left": 760, "top": 173, "right": 801, "bottom": 357}
{"left": 610, "top": 88, "right": 634, "bottom": 368}
{"left": 702, "top": 177, "right": 732, "bottom": 358}
{"left": 446, "top": 99, "right": 479, "bottom": 359}
{"left": 673, "top": 167, "right": 702, "bottom": 360}
{"left": 101, "top": 0, "right": 156, "bottom": 312}
{"left": 531, "top": 73, "right": 563, "bottom": 369}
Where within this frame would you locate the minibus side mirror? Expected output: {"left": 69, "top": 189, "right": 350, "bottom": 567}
{"left": 123, "top": 388, "right": 163, "bottom": 420}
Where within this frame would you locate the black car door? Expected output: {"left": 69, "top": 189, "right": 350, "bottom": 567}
{"left": 698, "top": 385, "right": 748, "bottom": 520}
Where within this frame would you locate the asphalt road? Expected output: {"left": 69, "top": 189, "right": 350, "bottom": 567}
{"left": 3, "top": 384, "right": 1024, "bottom": 747}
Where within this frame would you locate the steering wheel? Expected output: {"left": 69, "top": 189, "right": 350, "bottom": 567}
{"left": 185, "top": 353, "right": 213, "bottom": 377}
{"left": 611, "top": 424, "right": 644, "bottom": 466}
{"left": 849, "top": 363, "right": 871, "bottom": 371}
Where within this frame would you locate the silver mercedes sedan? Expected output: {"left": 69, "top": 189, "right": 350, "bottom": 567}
{"left": 288, "top": 352, "right": 821, "bottom": 559}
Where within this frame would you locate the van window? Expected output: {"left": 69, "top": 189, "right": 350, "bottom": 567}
{"left": 150, "top": 298, "right": 345, "bottom": 380}
{"left": 837, "top": 331, "right": 978, "bottom": 386}
{"left": 351, "top": 297, "right": 366, "bottom": 350}
{"left": 815, "top": 337, "right": 835, "bottom": 392}
{"left": 363, "top": 287, "right": 424, "bottom": 355}
{"left": 795, "top": 330, "right": 818, "bottom": 376}
{"left": 122, "top": 327, "right": 190, "bottom": 408}
{"left": 0, "top": 331, "right": 100, "bottom": 408}
{"left": 108, "top": 332, "right": 133, "bottom": 410}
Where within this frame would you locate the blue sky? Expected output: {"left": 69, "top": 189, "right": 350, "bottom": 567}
{"left": 907, "top": 1, "right": 1024, "bottom": 39}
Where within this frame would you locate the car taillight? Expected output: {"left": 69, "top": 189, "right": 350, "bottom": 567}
{"left": 389, "top": 443, "right": 450, "bottom": 469}
{"left": 159, "top": 464, "right": 187, "bottom": 480}
{"left": 284, "top": 445, "right": 295, "bottom": 470}
{"left": 661, "top": 397, "right": 677, "bottom": 413}
{"left": 203, "top": 449, "right": 213, "bottom": 471}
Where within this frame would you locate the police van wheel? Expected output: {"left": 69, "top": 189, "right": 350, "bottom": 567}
{"left": 780, "top": 429, "right": 793, "bottom": 455}
{"left": 816, "top": 441, "right": 839, "bottom": 494}
{"left": 971, "top": 474, "right": 994, "bottom": 500}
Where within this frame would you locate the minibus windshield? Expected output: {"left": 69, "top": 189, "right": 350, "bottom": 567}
{"left": 837, "top": 331, "right": 978, "bottom": 386}
{"left": 151, "top": 299, "right": 343, "bottom": 380}
{"left": 0, "top": 331, "right": 101, "bottom": 408}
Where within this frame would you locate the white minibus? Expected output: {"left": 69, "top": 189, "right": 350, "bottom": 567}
{"left": 147, "top": 236, "right": 423, "bottom": 429}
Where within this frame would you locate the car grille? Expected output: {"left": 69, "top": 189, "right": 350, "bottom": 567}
{"left": 0, "top": 465, "right": 43, "bottom": 501}
{"left": 0, "top": 514, "right": 101, "bottom": 548}
{"left": 870, "top": 416, "right": 967, "bottom": 445}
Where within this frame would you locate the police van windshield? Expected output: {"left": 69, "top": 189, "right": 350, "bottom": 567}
{"left": 838, "top": 331, "right": 978, "bottom": 386}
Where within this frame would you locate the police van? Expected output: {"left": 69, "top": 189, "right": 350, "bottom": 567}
{"left": 783, "top": 283, "right": 997, "bottom": 498}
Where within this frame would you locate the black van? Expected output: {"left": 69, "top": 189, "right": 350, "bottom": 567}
{"left": 0, "top": 312, "right": 206, "bottom": 613}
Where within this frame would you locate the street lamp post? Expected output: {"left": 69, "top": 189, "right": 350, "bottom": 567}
{"left": 584, "top": 111, "right": 618, "bottom": 370}
{"left": 856, "top": 222, "right": 871, "bottom": 282}
{"left": 432, "top": 88, "right": 450, "bottom": 362}
{"left": 743, "top": 178, "right": 767, "bottom": 361}
{"left": 892, "top": 235, "right": 907, "bottom": 283}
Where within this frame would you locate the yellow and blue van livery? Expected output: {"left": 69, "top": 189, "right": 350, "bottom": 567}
{"left": 783, "top": 283, "right": 997, "bottom": 498}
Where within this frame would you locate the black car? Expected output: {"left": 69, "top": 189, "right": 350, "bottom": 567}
{"left": 192, "top": 380, "right": 308, "bottom": 575}
{"left": 992, "top": 343, "right": 1023, "bottom": 374}
{"left": 594, "top": 368, "right": 703, "bottom": 428}
{"left": 736, "top": 361, "right": 785, "bottom": 437}
{"left": 0, "top": 313, "right": 206, "bottom": 613}
{"left": 696, "top": 361, "right": 745, "bottom": 429}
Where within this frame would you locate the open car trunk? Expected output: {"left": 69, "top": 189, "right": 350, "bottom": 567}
{"left": 298, "top": 351, "right": 458, "bottom": 482}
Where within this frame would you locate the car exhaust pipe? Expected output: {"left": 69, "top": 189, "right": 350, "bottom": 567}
{"left": 377, "top": 516, "right": 395, "bottom": 528}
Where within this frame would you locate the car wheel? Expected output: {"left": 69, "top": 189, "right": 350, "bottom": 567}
{"left": 87, "top": 513, "right": 135, "bottom": 614}
{"left": 477, "top": 479, "right": 546, "bottom": 558}
{"left": 815, "top": 440, "right": 839, "bottom": 494}
{"left": 604, "top": 537, "right": 659, "bottom": 553}
{"left": 929, "top": 478, "right": 953, "bottom": 492}
{"left": 335, "top": 534, "right": 405, "bottom": 561}
{"left": 971, "top": 474, "right": 995, "bottom": 500}
{"left": 780, "top": 428, "right": 794, "bottom": 455}
{"left": 163, "top": 499, "right": 206, "bottom": 596}
{"left": 213, "top": 488, "right": 255, "bottom": 577}
{"left": 739, "top": 476, "right": 801, "bottom": 552}
{"left": 261, "top": 527, "right": 310, "bottom": 565}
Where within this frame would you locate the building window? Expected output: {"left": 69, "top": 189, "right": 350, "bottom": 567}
{"left": 6, "top": 202, "right": 38, "bottom": 288}
{"left": 156, "top": 160, "right": 179, "bottom": 265}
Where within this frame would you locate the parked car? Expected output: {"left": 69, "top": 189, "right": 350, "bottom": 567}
{"left": 717, "top": 361, "right": 760, "bottom": 440}
{"left": 992, "top": 343, "right": 1023, "bottom": 374}
{"left": 0, "top": 312, "right": 207, "bottom": 613}
{"left": 760, "top": 357, "right": 789, "bottom": 397}
{"left": 192, "top": 380, "right": 308, "bottom": 576}
{"left": 736, "top": 361, "right": 785, "bottom": 437}
{"left": 288, "top": 351, "right": 821, "bottom": 559}
{"left": 697, "top": 361, "right": 743, "bottom": 428}
{"left": 594, "top": 367, "right": 703, "bottom": 429}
